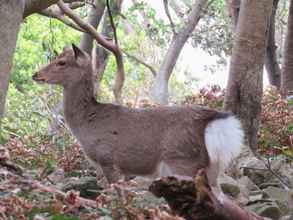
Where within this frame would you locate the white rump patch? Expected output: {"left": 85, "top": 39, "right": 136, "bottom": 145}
{"left": 205, "top": 115, "right": 244, "bottom": 170}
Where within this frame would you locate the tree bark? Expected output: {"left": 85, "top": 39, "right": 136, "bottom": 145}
{"left": 79, "top": 0, "right": 105, "bottom": 54}
{"left": 93, "top": 0, "right": 123, "bottom": 93}
{"left": 265, "top": 0, "right": 281, "bottom": 89}
{"left": 0, "top": 0, "right": 25, "bottom": 128}
{"left": 24, "top": 0, "right": 82, "bottom": 18}
{"left": 151, "top": 0, "right": 209, "bottom": 105}
{"left": 281, "top": 0, "right": 293, "bottom": 97}
{"left": 149, "top": 170, "right": 269, "bottom": 220}
{"left": 224, "top": 0, "right": 273, "bottom": 152}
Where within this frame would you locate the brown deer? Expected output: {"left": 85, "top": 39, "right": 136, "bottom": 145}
{"left": 33, "top": 45, "right": 244, "bottom": 198}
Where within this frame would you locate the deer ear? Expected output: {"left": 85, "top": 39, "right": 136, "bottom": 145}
{"left": 72, "top": 44, "right": 86, "bottom": 61}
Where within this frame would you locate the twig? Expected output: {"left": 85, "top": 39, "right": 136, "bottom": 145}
{"left": 262, "top": 157, "right": 291, "bottom": 190}
{"left": 163, "top": 0, "right": 177, "bottom": 35}
{"left": 123, "top": 50, "right": 157, "bottom": 77}
{"left": 106, "top": 0, "right": 118, "bottom": 46}
{"left": 0, "top": 161, "right": 24, "bottom": 176}
{"left": 20, "top": 180, "right": 97, "bottom": 208}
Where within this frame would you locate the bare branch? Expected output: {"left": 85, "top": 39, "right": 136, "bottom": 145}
{"left": 40, "top": 7, "right": 85, "bottom": 32}
{"left": 57, "top": 0, "right": 125, "bottom": 103}
{"left": 106, "top": 0, "right": 119, "bottom": 46}
{"left": 24, "top": 0, "right": 83, "bottom": 18}
{"left": 163, "top": 0, "right": 177, "bottom": 35}
{"left": 123, "top": 50, "right": 157, "bottom": 77}
{"left": 262, "top": 157, "right": 291, "bottom": 190}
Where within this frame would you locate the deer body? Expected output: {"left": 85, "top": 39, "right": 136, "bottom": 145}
{"left": 33, "top": 45, "right": 244, "bottom": 189}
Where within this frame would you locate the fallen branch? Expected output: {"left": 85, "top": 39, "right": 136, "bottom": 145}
{"left": 16, "top": 179, "right": 97, "bottom": 208}
{"left": 149, "top": 169, "right": 270, "bottom": 220}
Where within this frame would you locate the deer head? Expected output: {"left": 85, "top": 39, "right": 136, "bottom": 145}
{"left": 32, "top": 44, "right": 91, "bottom": 87}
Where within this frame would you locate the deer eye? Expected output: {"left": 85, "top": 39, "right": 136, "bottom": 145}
{"left": 57, "top": 60, "right": 66, "bottom": 66}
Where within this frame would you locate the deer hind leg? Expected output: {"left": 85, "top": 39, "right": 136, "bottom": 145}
{"left": 206, "top": 160, "right": 226, "bottom": 203}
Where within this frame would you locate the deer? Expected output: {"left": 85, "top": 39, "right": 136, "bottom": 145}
{"left": 33, "top": 44, "right": 244, "bottom": 199}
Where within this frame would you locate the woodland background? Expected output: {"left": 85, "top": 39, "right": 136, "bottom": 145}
{"left": 0, "top": 0, "right": 293, "bottom": 219}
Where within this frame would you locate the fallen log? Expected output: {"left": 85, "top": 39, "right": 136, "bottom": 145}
{"left": 149, "top": 169, "right": 271, "bottom": 220}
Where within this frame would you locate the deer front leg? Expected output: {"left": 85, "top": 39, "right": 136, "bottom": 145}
{"left": 100, "top": 162, "right": 123, "bottom": 184}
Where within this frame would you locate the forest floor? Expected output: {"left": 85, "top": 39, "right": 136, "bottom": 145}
{"left": 0, "top": 88, "right": 292, "bottom": 220}
{"left": 0, "top": 138, "right": 181, "bottom": 220}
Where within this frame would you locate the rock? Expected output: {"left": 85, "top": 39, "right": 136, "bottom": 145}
{"left": 47, "top": 168, "right": 65, "bottom": 183}
{"left": 60, "top": 176, "right": 102, "bottom": 199}
{"left": 238, "top": 176, "right": 260, "bottom": 191}
{"left": 246, "top": 201, "right": 281, "bottom": 220}
{"left": 219, "top": 175, "right": 249, "bottom": 205}
{"left": 219, "top": 176, "right": 241, "bottom": 197}
{"left": 238, "top": 156, "right": 292, "bottom": 188}
{"left": 280, "top": 215, "right": 293, "bottom": 220}
{"left": 263, "top": 187, "right": 290, "bottom": 214}
{"left": 249, "top": 190, "right": 265, "bottom": 202}
{"left": 260, "top": 181, "right": 284, "bottom": 189}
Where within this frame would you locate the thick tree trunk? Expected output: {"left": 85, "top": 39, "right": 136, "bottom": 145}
{"left": 265, "top": 0, "right": 281, "bottom": 89}
{"left": 79, "top": 0, "right": 105, "bottom": 54}
{"left": 281, "top": 0, "right": 293, "bottom": 97}
{"left": 224, "top": 0, "right": 273, "bottom": 152}
{"left": 151, "top": 0, "right": 209, "bottom": 105}
{"left": 226, "top": 0, "right": 240, "bottom": 29}
{"left": 0, "top": 0, "right": 24, "bottom": 128}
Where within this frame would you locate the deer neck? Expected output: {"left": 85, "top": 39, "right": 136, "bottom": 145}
{"left": 63, "top": 76, "right": 97, "bottom": 127}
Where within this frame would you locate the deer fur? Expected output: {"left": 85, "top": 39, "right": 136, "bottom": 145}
{"left": 33, "top": 45, "right": 244, "bottom": 191}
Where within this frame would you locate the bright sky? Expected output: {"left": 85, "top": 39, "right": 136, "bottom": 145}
{"left": 125, "top": 0, "right": 269, "bottom": 90}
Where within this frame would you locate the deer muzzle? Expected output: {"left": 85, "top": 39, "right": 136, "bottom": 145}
{"left": 32, "top": 72, "right": 47, "bottom": 82}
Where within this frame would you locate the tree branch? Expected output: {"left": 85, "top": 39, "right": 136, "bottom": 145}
{"left": 106, "top": 0, "right": 118, "bottom": 45}
{"left": 57, "top": 0, "right": 125, "bottom": 104}
{"left": 24, "top": 0, "right": 83, "bottom": 18}
{"left": 40, "top": 7, "right": 85, "bottom": 32}
{"left": 163, "top": 0, "right": 177, "bottom": 35}
{"left": 123, "top": 50, "right": 157, "bottom": 77}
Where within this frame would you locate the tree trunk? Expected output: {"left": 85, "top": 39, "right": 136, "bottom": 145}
{"left": 0, "top": 0, "right": 24, "bottom": 128}
{"left": 224, "top": 0, "right": 273, "bottom": 152}
{"left": 93, "top": 0, "right": 123, "bottom": 94}
{"left": 79, "top": 0, "right": 105, "bottom": 54}
{"left": 151, "top": 0, "right": 209, "bottom": 105}
{"left": 281, "top": 0, "right": 293, "bottom": 97}
{"left": 265, "top": 0, "right": 281, "bottom": 89}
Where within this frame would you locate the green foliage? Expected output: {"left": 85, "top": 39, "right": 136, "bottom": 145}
{"left": 125, "top": 1, "right": 171, "bottom": 46}
{"left": 51, "top": 214, "right": 80, "bottom": 220}
{"left": 12, "top": 15, "right": 80, "bottom": 89}
{"left": 192, "top": 0, "right": 232, "bottom": 66}
{"left": 2, "top": 14, "right": 80, "bottom": 144}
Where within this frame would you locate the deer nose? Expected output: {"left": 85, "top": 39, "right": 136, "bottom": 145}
{"left": 32, "top": 72, "right": 46, "bottom": 82}
{"left": 32, "top": 72, "right": 39, "bottom": 80}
